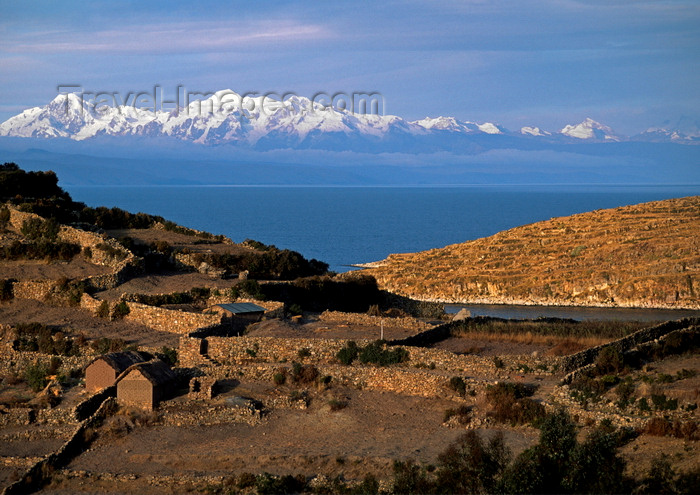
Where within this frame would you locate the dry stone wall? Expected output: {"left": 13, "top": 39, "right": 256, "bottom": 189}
{"left": 124, "top": 302, "right": 222, "bottom": 334}
{"left": 559, "top": 317, "right": 699, "bottom": 373}
{"left": 184, "top": 335, "right": 552, "bottom": 377}
{"left": 11, "top": 280, "right": 56, "bottom": 300}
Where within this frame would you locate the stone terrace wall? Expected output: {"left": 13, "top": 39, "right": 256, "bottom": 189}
{"left": 11, "top": 280, "right": 56, "bottom": 300}
{"left": 194, "top": 336, "right": 536, "bottom": 377}
{"left": 559, "top": 317, "right": 700, "bottom": 372}
{"left": 80, "top": 292, "right": 103, "bottom": 314}
{"left": 2, "top": 397, "right": 118, "bottom": 495}
{"left": 5, "top": 206, "right": 143, "bottom": 292}
{"left": 124, "top": 302, "right": 222, "bottom": 334}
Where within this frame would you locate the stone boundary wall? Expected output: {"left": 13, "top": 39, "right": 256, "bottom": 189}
{"left": 73, "top": 386, "right": 116, "bottom": 421}
{"left": 319, "top": 310, "right": 434, "bottom": 332}
{"left": 559, "top": 317, "right": 699, "bottom": 373}
{"left": 389, "top": 322, "right": 453, "bottom": 347}
{"left": 0, "top": 347, "right": 94, "bottom": 384}
{"left": 79, "top": 292, "right": 103, "bottom": 314}
{"left": 11, "top": 280, "right": 56, "bottom": 300}
{"left": 561, "top": 325, "right": 699, "bottom": 385}
{"left": 186, "top": 335, "right": 543, "bottom": 377}
{"left": 202, "top": 362, "right": 490, "bottom": 399}
{"left": 124, "top": 302, "right": 222, "bottom": 334}
{"left": 1, "top": 397, "right": 117, "bottom": 495}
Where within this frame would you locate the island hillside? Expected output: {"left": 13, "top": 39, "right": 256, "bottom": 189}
{"left": 364, "top": 196, "right": 700, "bottom": 309}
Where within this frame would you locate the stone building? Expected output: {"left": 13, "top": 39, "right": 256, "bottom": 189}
{"left": 208, "top": 302, "right": 266, "bottom": 322}
{"left": 84, "top": 351, "right": 149, "bottom": 392}
{"left": 116, "top": 359, "right": 177, "bottom": 410}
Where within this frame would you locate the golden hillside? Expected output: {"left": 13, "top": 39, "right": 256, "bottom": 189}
{"left": 365, "top": 196, "right": 700, "bottom": 309}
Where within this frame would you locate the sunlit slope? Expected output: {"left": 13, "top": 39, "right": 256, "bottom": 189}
{"left": 365, "top": 196, "right": 700, "bottom": 309}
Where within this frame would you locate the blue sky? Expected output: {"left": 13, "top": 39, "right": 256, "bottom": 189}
{"left": 0, "top": 0, "right": 698, "bottom": 135}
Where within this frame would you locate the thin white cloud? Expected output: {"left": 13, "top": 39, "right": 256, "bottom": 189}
{"left": 3, "top": 20, "right": 332, "bottom": 54}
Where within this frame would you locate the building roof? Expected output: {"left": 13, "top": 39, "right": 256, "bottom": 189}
{"left": 116, "top": 359, "right": 176, "bottom": 386}
{"left": 215, "top": 302, "right": 266, "bottom": 314}
{"left": 89, "top": 351, "right": 149, "bottom": 373}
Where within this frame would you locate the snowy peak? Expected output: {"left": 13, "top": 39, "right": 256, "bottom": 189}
{"left": 635, "top": 116, "right": 700, "bottom": 142}
{"left": 0, "top": 92, "right": 695, "bottom": 148}
{"left": 560, "top": 118, "right": 621, "bottom": 141}
{"left": 411, "top": 116, "right": 504, "bottom": 134}
{"left": 521, "top": 126, "right": 551, "bottom": 137}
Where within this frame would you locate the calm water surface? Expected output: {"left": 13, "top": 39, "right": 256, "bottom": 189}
{"left": 66, "top": 185, "right": 699, "bottom": 273}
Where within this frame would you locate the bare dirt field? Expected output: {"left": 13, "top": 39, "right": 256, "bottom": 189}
{"left": 0, "top": 258, "right": 111, "bottom": 280}
{"left": 60, "top": 382, "right": 538, "bottom": 488}
{"left": 247, "top": 318, "right": 423, "bottom": 342}
{"left": 431, "top": 335, "right": 552, "bottom": 357}
{"left": 95, "top": 271, "right": 239, "bottom": 300}
{"left": 0, "top": 299, "right": 179, "bottom": 347}
{"left": 106, "top": 229, "right": 253, "bottom": 256}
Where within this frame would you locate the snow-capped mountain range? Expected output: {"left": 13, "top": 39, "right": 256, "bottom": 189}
{"left": 0, "top": 91, "right": 697, "bottom": 149}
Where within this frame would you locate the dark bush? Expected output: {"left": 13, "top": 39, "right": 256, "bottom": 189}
{"left": 443, "top": 405, "right": 472, "bottom": 424}
{"left": 272, "top": 369, "right": 287, "bottom": 386}
{"left": 25, "top": 362, "right": 49, "bottom": 392}
{"left": 96, "top": 300, "right": 110, "bottom": 319}
{"left": 448, "top": 376, "right": 467, "bottom": 396}
{"left": 20, "top": 217, "right": 59, "bottom": 241}
{"left": 291, "top": 362, "right": 319, "bottom": 384}
{"left": 336, "top": 341, "right": 359, "bottom": 365}
{"left": 436, "top": 430, "right": 510, "bottom": 494}
{"left": 595, "top": 346, "right": 624, "bottom": 374}
{"left": 0, "top": 279, "right": 14, "bottom": 301}
{"left": 358, "top": 340, "right": 409, "bottom": 366}
{"left": 111, "top": 301, "right": 130, "bottom": 319}
{"left": 157, "top": 347, "right": 177, "bottom": 366}
{"left": 485, "top": 382, "right": 545, "bottom": 425}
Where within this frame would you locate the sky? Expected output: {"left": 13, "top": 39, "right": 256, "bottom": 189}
{"left": 0, "top": 0, "right": 698, "bottom": 135}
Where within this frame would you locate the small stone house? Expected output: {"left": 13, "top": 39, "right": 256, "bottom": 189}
{"left": 209, "top": 302, "right": 266, "bottom": 322}
{"left": 84, "top": 351, "right": 149, "bottom": 392}
{"left": 115, "top": 359, "right": 177, "bottom": 410}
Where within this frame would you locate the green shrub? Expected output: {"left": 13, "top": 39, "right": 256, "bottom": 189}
{"left": 288, "top": 303, "right": 303, "bottom": 315}
{"left": 272, "top": 370, "right": 287, "bottom": 387}
{"left": 111, "top": 301, "right": 130, "bottom": 319}
{"left": 297, "top": 347, "right": 311, "bottom": 359}
{"left": 21, "top": 217, "right": 59, "bottom": 241}
{"left": 595, "top": 347, "right": 624, "bottom": 374}
{"left": 157, "top": 347, "right": 177, "bottom": 366}
{"left": 236, "top": 472, "right": 257, "bottom": 489}
{"left": 0, "top": 279, "right": 14, "bottom": 301}
{"left": 96, "top": 300, "right": 110, "bottom": 319}
{"left": 485, "top": 382, "right": 545, "bottom": 425}
{"left": 337, "top": 341, "right": 359, "bottom": 365}
{"left": 25, "top": 362, "right": 49, "bottom": 392}
{"left": 443, "top": 405, "right": 471, "bottom": 424}
{"left": 95, "top": 242, "right": 128, "bottom": 261}
{"left": 448, "top": 376, "right": 467, "bottom": 396}
{"left": 651, "top": 393, "right": 678, "bottom": 411}
{"left": 358, "top": 340, "right": 409, "bottom": 366}
{"left": 291, "top": 362, "right": 319, "bottom": 384}
{"left": 0, "top": 206, "right": 10, "bottom": 229}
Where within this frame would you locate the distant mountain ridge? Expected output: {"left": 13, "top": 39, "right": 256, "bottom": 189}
{"left": 1, "top": 91, "right": 698, "bottom": 150}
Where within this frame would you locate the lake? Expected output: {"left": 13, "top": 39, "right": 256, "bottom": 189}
{"left": 65, "top": 184, "right": 699, "bottom": 274}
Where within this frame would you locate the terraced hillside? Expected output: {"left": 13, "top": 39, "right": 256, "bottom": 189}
{"left": 365, "top": 196, "right": 700, "bottom": 309}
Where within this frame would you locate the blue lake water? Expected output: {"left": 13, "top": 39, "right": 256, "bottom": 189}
{"left": 65, "top": 184, "right": 699, "bottom": 274}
